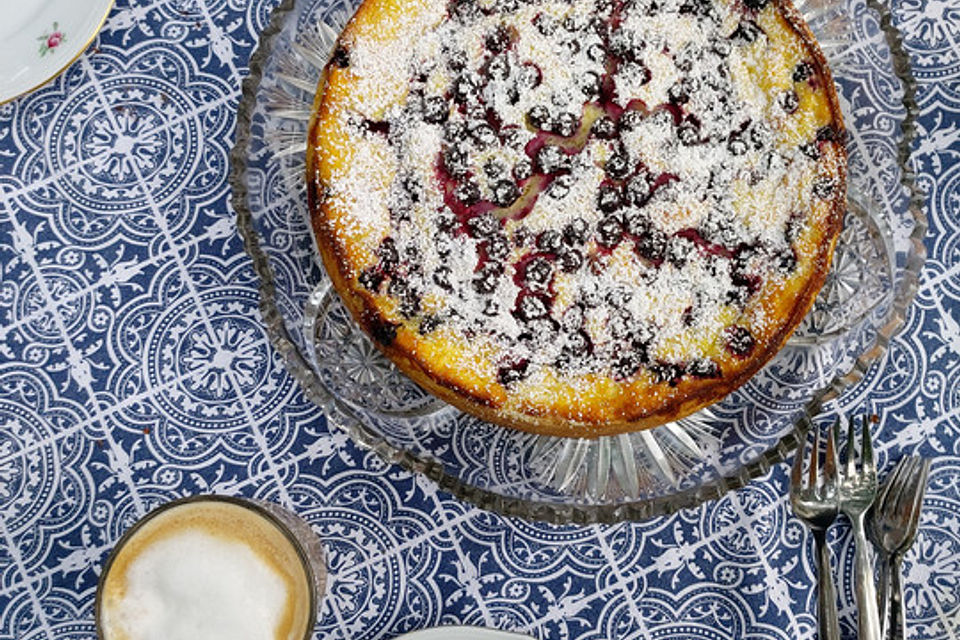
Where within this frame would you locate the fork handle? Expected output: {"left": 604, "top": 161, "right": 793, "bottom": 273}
{"left": 877, "top": 552, "right": 891, "bottom": 638}
{"left": 852, "top": 515, "right": 883, "bottom": 640}
{"left": 888, "top": 553, "right": 906, "bottom": 640}
{"left": 813, "top": 529, "right": 841, "bottom": 640}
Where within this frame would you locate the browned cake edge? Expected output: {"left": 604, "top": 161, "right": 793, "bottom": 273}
{"left": 306, "top": 0, "right": 848, "bottom": 438}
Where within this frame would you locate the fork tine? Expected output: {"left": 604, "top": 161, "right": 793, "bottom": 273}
{"left": 862, "top": 415, "right": 876, "bottom": 475}
{"left": 824, "top": 420, "right": 837, "bottom": 487}
{"left": 892, "top": 457, "right": 923, "bottom": 517}
{"left": 809, "top": 423, "right": 820, "bottom": 488}
{"left": 885, "top": 457, "right": 916, "bottom": 516}
{"left": 846, "top": 416, "right": 857, "bottom": 477}
{"left": 792, "top": 427, "right": 808, "bottom": 489}
{"left": 879, "top": 456, "right": 912, "bottom": 512}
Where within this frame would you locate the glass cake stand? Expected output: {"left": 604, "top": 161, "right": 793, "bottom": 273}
{"left": 230, "top": 0, "right": 925, "bottom": 522}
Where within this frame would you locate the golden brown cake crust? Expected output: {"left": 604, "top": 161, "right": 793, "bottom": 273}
{"left": 307, "top": 0, "right": 846, "bottom": 437}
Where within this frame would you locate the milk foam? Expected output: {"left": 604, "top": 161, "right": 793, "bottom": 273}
{"left": 104, "top": 530, "right": 287, "bottom": 640}
{"left": 99, "top": 501, "right": 312, "bottom": 640}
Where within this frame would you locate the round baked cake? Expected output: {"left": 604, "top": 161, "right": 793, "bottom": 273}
{"left": 306, "top": 0, "right": 846, "bottom": 437}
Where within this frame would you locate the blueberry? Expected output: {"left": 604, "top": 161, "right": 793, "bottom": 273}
{"left": 564, "top": 330, "right": 592, "bottom": 358}
{"left": 776, "top": 248, "right": 797, "bottom": 273}
{"left": 597, "top": 183, "right": 623, "bottom": 213}
{"left": 447, "top": 50, "right": 467, "bottom": 72}
{"left": 468, "top": 213, "right": 499, "bottom": 238}
{"left": 548, "top": 174, "right": 574, "bottom": 199}
{"left": 779, "top": 90, "right": 800, "bottom": 114}
{"left": 359, "top": 267, "right": 384, "bottom": 291}
{"left": 473, "top": 263, "right": 503, "bottom": 294}
{"left": 625, "top": 212, "right": 650, "bottom": 236}
{"left": 497, "top": 360, "right": 531, "bottom": 385}
{"left": 799, "top": 142, "right": 821, "bottom": 160}
{"left": 436, "top": 207, "right": 458, "bottom": 232}
{"left": 561, "top": 304, "right": 585, "bottom": 331}
{"left": 422, "top": 96, "right": 448, "bottom": 124}
{"left": 453, "top": 75, "right": 476, "bottom": 104}
{"left": 443, "top": 121, "right": 466, "bottom": 142}
{"left": 635, "top": 228, "right": 667, "bottom": 261}
{"left": 619, "top": 110, "right": 645, "bottom": 131}
{"left": 533, "top": 12, "right": 556, "bottom": 36}
{"left": 536, "top": 145, "right": 568, "bottom": 173}
{"left": 816, "top": 125, "right": 836, "bottom": 142}
{"left": 331, "top": 45, "right": 350, "bottom": 68}
{"left": 727, "top": 135, "right": 748, "bottom": 156}
{"left": 455, "top": 179, "right": 481, "bottom": 205}
{"left": 677, "top": 118, "right": 700, "bottom": 145}
{"left": 626, "top": 172, "right": 653, "bottom": 206}
{"left": 666, "top": 235, "right": 697, "bottom": 267}
{"left": 485, "top": 235, "right": 510, "bottom": 261}
{"left": 433, "top": 265, "right": 452, "bottom": 290}
{"left": 678, "top": 0, "right": 710, "bottom": 15}
{"left": 668, "top": 78, "right": 694, "bottom": 104}
{"left": 484, "top": 158, "right": 508, "bottom": 179}
{"left": 605, "top": 149, "right": 631, "bottom": 180}
{"left": 486, "top": 24, "right": 512, "bottom": 53}
{"left": 612, "top": 352, "right": 643, "bottom": 379}
{"left": 486, "top": 55, "right": 511, "bottom": 80}
{"left": 377, "top": 237, "right": 399, "bottom": 271}
{"left": 559, "top": 248, "right": 583, "bottom": 272}
{"left": 587, "top": 43, "right": 606, "bottom": 62}
{"left": 519, "top": 63, "right": 542, "bottom": 89}
{"left": 554, "top": 112, "right": 579, "bottom": 137}
{"left": 725, "top": 326, "right": 756, "bottom": 357}
{"left": 710, "top": 40, "right": 733, "bottom": 58}
{"left": 793, "top": 61, "right": 814, "bottom": 82}
{"left": 597, "top": 215, "right": 624, "bottom": 248}
{"left": 592, "top": 116, "right": 617, "bottom": 139}
{"left": 470, "top": 123, "right": 497, "bottom": 148}
{"left": 812, "top": 177, "right": 836, "bottom": 199}
{"left": 730, "top": 20, "right": 762, "bottom": 43}
{"left": 419, "top": 314, "right": 442, "bottom": 334}
{"left": 563, "top": 218, "right": 589, "bottom": 245}
{"left": 515, "top": 294, "right": 549, "bottom": 321}
{"left": 369, "top": 317, "right": 398, "bottom": 346}
{"left": 561, "top": 39, "right": 581, "bottom": 56}
{"left": 580, "top": 72, "right": 602, "bottom": 96}
{"left": 652, "top": 361, "right": 684, "bottom": 386}
{"left": 513, "top": 159, "right": 534, "bottom": 181}
{"left": 524, "top": 256, "right": 553, "bottom": 290}
{"left": 687, "top": 359, "right": 721, "bottom": 379}
{"left": 492, "top": 180, "right": 520, "bottom": 207}
{"left": 527, "top": 104, "right": 552, "bottom": 130}
{"left": 398, "top": 288, "right": 422, "bottom": 317}
{"left": 536, "top": 230, "right": 563, "bottom": 253}
{"left": 443, "top": 144, "right": 469, "bottom": 177}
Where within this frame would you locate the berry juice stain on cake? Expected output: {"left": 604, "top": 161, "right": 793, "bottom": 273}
{"left": 307, "top": 0, "right": 846, "bottom": 436}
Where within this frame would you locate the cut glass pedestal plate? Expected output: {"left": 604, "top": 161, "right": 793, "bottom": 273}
{"left": 231, "top": 0, "right": 925, "bottom": 522}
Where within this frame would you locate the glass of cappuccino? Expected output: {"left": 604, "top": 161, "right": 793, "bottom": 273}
{"left": 96, "top": 495, "right": 325, "bottom": 640}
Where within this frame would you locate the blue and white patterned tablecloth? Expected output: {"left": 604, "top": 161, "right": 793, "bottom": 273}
{"left": 0, "top": 0, "right": 958, "bottom": 638}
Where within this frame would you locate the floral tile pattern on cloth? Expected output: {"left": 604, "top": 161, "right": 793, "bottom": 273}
{"left": 0, "top": 0, "right": 958, "bottom": 639}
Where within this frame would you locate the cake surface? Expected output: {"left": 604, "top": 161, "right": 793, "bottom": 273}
{"left": 307, "top": 0, "right": 846, "bottom": 437}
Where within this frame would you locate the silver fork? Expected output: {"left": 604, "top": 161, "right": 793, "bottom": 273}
{"left": 837, "top": 416, "right": 882, "bottom": 640}
{"left": 790, "top": 421, "right": 841, "bottom": 640}
{"left": 869, "top": 455, "right": 931, "bottom": 640}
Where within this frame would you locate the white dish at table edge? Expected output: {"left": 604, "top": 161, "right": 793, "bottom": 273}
{"left": 0, "top": 0, "right": 115, "bottom": 105}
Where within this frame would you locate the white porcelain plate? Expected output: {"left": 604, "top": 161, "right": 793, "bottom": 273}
{"left": 0, "top": 0, "right": 114, "bottom": 104}
{"left": 396, "top": 628, "right": 534, "bottom": 639}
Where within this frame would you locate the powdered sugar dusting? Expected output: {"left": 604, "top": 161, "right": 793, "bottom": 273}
{"left": 316, "top": 0, "right": 843, "bottom": 397}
